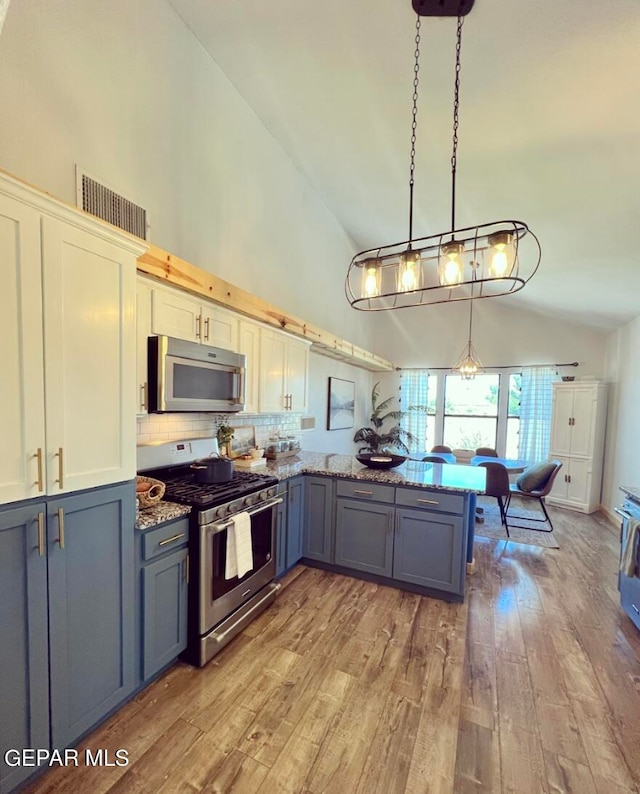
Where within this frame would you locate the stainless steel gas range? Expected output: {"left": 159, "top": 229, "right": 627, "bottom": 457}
{"left": 137, "top": 439, "right": 282, "bottom": 666}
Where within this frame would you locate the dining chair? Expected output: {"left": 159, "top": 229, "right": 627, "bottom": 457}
{"left": 505, "top": 460, "right": 563, "bottom": 532}
{"left": 478, "top": 462, "right": 511, "bottom": 537}
{"left": 430, "top": 445, "right": 452, "bottom": 453}
{"left": 475, "top": 447, "right": 498, "bottom": 457}
{"left": 421, "top": 455, "right": 448, "bottom": 463}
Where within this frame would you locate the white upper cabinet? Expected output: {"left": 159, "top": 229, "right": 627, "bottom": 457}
{"left": 138, "top": 279, "right": 311, "bottom": 417}
{"left": 547, "top": 382, "right": 608, "bottom": 514}
{"left": 0, "top": 173, "right": 145, "bottom": 504}
{"left": 259, "top": 328, "right": 311, "bottom": 413}
{"left": 151, "top": 286, "right": 238, "bottom": 351}
{"left": 238, "top": 319, "right": 261, "bottom": 414}
{"left": 286, "top": 336, "right": 311, "bottom": 414}
{"left": 136, "top": 279, "right": 153, "bottom": 415}
{"left": 0, "top": 194, "right": 46, "bottom": 504}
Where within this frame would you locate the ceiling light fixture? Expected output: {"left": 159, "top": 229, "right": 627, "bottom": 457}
{"left": 453, "top": 283, "right": 483, "bottom": 379}
{"left": 345, "top": 0, "right": 541, "bottom": 312}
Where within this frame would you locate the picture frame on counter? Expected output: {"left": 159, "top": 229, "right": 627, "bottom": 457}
{"left": 327, "top": 377, "right": 355, "bottom": 431}
{"left": 229, "top": 425, "right": 256, "bottom": 458}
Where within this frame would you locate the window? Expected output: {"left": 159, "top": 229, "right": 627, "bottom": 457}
{"left": 443, "top": 373, "right": 500, "bottom": 450}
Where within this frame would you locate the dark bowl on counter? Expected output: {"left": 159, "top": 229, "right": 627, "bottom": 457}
{"left": 356, "top": 452, "right": 407, "bottom": 470}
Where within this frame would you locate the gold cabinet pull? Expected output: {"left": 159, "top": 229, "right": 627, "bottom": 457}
{"left": 158, "top": 532, "right": 186, "bottom": 547}
{"left": 140, "top": 382, "right": 147, "bottom": 411}
{"left": 204, "top": 317, "right": 210, "bottom": 341}
{"left": 56, "top": 508, "right": 65, "bottom": 549}
{"left": 34, "top": 448, "right": 44, "bottom": 492}
{"left": 196, "top": 314, "right": 202, "bottom": 340}
{"left": 417, "top": 498, "right": 439, "bottom": 505}
{"left": 56, "top": 447, "right": 64, "bottom": 489}
{"left": 37, "top": 512, "right": 45, "bottom": 556}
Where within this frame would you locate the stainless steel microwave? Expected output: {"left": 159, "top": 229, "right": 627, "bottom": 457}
{"left": 148, "top": 335, "right": 246, "bottom": 413}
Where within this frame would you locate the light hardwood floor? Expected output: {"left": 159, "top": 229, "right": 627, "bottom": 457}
{"left": 25, "top": 505, "right": 640, "bottom": 794}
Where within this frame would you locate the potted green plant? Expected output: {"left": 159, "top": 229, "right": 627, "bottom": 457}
{"left": 353, "top": 382, "right": 424, "bottom": 454}
{"left": 216, "top": 422, "right": 234, "bottom": 457}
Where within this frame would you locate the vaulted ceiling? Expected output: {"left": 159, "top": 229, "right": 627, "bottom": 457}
{"left": 169, "top": 0, "right": 639, "bottom": 331}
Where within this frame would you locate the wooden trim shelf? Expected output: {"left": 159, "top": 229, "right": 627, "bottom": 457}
{"left": 137, "top": 244, "right": 393, "bottom": 373}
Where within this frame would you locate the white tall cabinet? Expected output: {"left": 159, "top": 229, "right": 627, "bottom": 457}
{"left": 0, "top": 173, "right": 145, "bottom": 504}
{"left": 546, "top": 381, "right": 608, "bottom": 514}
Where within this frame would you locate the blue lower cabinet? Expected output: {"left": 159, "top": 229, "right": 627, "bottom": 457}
{"left": 335, "top": 499, "right": 394, "bottom": 577}
{"left": 48, "top": 483, "right": 136, "bottom": 750}
{"left": 0, "top": 482, "right": 136, "bottom": 793}
{"left": 0, "top": 503, "right": 50, "bottom": 794}
{"left": 394, "top": 507, "right": 464, "bottom": 594}
{"left": 138, "top": 517, "right": 189, "bottom": 682}
{"left": 275, "top": 486, "right": 288, "bottom": 577}
{"left": 286, "top": 477, "right": 304, "bottom": 569}
{"left": 142, "top": 547, "right": 188, "bottom": 681}
{"left": 303, "top": 477, "right": 334, "bottom": 563}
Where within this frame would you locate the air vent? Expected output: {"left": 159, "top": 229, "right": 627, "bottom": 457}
{"left": 75, "top": 166, "right": 149, "bottom": 240}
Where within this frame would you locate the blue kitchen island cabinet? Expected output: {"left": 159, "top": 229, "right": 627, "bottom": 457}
{"left": 334, "top": 478, "right": 395, "bottom": 577}
{"left": 303, "top": 476, "right": 334, "bottom": 563}
{"left": 394, "top": 507, "right": 464, "bottom": 594}
{"left": 139, "top": 518, "right": 189, "bottom": 682}
{"left": 0, "top": 482, "right": 136, "bottom": 793}
{"left": 0, "top": 503, "right": 50, "bottom": 794}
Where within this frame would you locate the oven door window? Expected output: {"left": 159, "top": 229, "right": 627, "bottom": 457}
{"left": 212, "top": 509, "right": 273, "bottom": 599}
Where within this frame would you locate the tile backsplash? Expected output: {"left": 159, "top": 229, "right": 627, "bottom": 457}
{"left": 137, "top": 412, "right": 302, "bottom": 447}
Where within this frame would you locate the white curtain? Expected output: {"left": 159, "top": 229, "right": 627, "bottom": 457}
{"left": 519, "top": 366, "right": 558, "bottom": 463}
{"left": 0, "top": 0, "right": 11, "bottom": 37}
{"left": 399, "top": 370, "right": 429, "bottom": 454}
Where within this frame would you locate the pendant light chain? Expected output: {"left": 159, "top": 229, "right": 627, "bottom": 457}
{"left": 450, "top": 15, "right": 464, "bottom": 232}
{"left": 408, "top": 14, "right": 421, "bottom": 244}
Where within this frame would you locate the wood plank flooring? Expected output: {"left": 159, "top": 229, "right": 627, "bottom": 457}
{"left": 25, "top": 506, "right": 640, "bottom": 793}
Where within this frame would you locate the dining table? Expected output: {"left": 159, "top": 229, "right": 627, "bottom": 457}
{"left": 417, "top": 452, "right": 528, "bottom": 473}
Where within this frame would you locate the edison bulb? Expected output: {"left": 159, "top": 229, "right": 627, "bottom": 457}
{"left": 397, "top": 251, "right": 421, "bottom": 293}
{"left": 438, "top": 241, "right": 464, "bottom": 287}
{"left": 488, "top": 231, "right": 514, "bottom": 278}
{"left": 362, "top": 263, "right": 381, "bottom": 298}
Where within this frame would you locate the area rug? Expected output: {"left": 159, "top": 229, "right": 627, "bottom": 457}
{"left": 473, "top": 497, "right": 560, "bottom": 549}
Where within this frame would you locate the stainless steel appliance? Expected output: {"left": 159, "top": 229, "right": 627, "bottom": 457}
{"left": 616, "top": 493, "right": 640, "bottom": 631}
{"left": 137, "top": 440, "right": 281, "bottom": 666}
{"left": 148, "top": 335, "right": 246, "bottom": 413}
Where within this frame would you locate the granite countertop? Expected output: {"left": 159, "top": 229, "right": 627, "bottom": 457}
{"left": 136, "top": 500, "right": 191, "bottom": 530}
{"left": 619, "top": 485, "right": 640, "bottom": 502}
{"left": 263, "top": 451, "right": 486, "bottom": 494}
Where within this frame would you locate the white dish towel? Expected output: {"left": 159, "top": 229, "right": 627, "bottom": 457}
{"left": 620, "top": 518, "right": 640, "bottom": 578}
{"left": 225, "top": 511, "right": 253, "bottom": 580}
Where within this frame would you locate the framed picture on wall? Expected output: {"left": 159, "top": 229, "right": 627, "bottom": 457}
{"left": 327, "top": 377, "right": 355, "bottom": 431}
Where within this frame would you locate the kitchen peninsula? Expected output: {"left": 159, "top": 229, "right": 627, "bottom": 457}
{"left": 263, "top": 452, "right": 486, "bottom": 602}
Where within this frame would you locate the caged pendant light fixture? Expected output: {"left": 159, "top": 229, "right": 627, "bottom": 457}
{"left": 345, "top": 0, "right": 541, "bottom": 312}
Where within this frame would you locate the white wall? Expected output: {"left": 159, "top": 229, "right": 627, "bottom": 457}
{"left": 372, "top": 298, "right": 608, "bottom": 375}
{"left": 0, "top": 0, "right": 373, "bottom": 352}
{"left": 301, "top": 352, "right": 373, "bottom": 455}
{"left": 602, "top": 316, "right": 640, "bottom": 511}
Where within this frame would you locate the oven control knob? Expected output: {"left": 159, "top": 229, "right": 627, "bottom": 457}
{"left": 259, "top": 490, "right": 269, "bottom": 502}
{"left": 215, "top": 507, "right": 226, "bottom": 519}
{"left": 243, "top": 495, "right": 255, "bottom": 508}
